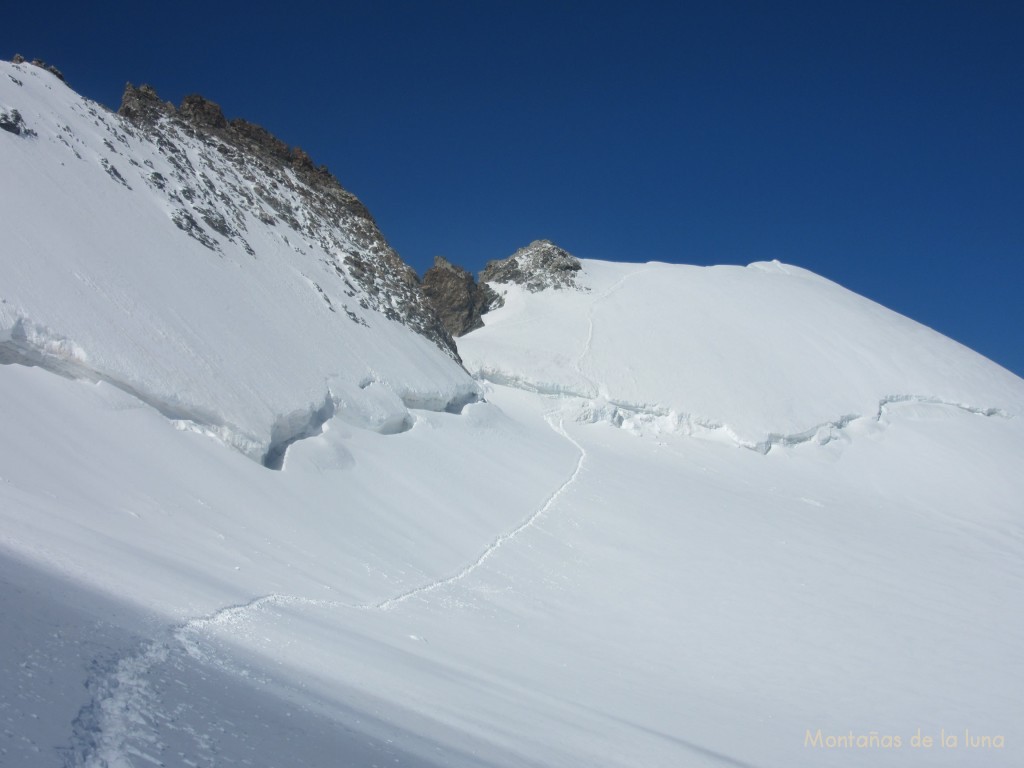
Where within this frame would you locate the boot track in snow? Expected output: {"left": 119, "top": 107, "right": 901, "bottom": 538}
{"left": 64, "top": 412, "right": 588, "bottom": 765}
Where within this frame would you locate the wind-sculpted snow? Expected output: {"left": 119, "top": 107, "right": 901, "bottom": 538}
{"left": 1, "top": 316, "right": 261, "bottom": 456}
{"left": 262, "top": 394, "right": 338, "bottom": 469}
{"left": 473, "top": 365, "right": 1010, "bottom": 454}
{"left": 0, "top": 314, "right": 475, "bottom": 467}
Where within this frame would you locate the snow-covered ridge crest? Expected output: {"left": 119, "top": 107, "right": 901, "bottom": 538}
{"left": 0, "top": 59, "right": 478, "bottom": 466}
{"left": 458, "top": 257, "right": 1024, "bottom": 447}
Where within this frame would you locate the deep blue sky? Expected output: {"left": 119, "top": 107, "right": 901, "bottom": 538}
{"left": 6, "top": 1, "right": 1023, "bottom": 377}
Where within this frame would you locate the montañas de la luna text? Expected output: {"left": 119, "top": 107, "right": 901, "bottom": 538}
{"left": 805, "top": 728, "right": 1005, "bottom": 750}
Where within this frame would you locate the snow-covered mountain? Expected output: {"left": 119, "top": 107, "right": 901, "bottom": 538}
{"left": 1, "top": 58, "right": 474, "bottom": 468}
{"left": 462, "top": 240, "right": 1024, "bottom": 448}
{"left": 2, "top": 58, "right": 1023, "bottom": 768}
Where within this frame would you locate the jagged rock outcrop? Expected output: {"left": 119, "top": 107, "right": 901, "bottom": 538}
{"left": 481, "top": 240, "right": 582, "bottom": 292}
{"left": 11, "top": 54, "right": 65, "bottom": 82}
{"left": 116, "top": 84, "right": 458, "bottom": 361}
{"left": 422, "top": 256, "right": 501, "bottom": 337}
{"left": 0, "top": 107, "right": 30, "bottom": 136}
{"left": 177, "top": 93, "right": 229, "bottom": 130}
{"left": 117, "top": 83, "right": 174, "bottom": 123}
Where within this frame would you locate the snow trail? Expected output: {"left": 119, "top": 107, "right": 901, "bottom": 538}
{"left": 575, "top": 267, "right": 649, "bottom": 395}
{"left": 65, "top": 640, "right": 170, "bottom": 768}
{"left": 375, "top": 412, "right": 587, "bottom": 610}
{"left": 62, "top": 385, "right": 1012, "bottom": 765}
{"left": 64, "top": 413, "right": 588, "bottom": 764}
{"left": 173, "top": 593, "right": 335, "bottom": 659}
{"left": 65, "top": 594, "right": 336, "bottom": 767}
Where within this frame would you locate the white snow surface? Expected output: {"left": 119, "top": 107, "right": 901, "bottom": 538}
{"left": 460, "top": 258, "right": 1024, "bottom": 448}
{"left": 0, "top": 61, "right": 477, "bottom": 465}
{"left": 2, "top": 60, "right": 1024, "bottom": 768}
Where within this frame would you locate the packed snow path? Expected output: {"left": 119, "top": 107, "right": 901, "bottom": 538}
{"left": 65, "top": 595, "right": 331, "bottom": 768}
{"left": 376, "top": 412, "right": 587, "bottom": 610}
{"left": 65, "top": 409, "right": 588, "bottom": 765}
{"left": 574, "top": 267, "right": 648, "bottom": 397}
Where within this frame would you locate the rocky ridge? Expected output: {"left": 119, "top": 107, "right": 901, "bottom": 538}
{"left": 6, "top": 57, "right": 578, "bottom": 356}
{"left": 421, "top": 256, "right": 501, "bottom": 337}
{"left": 480, "top": 240, "right": 583, "bottom": 293}
{"left": 116, "top": 82, "right": 459, "bottom": 360}
{"left": 10, "top": 54, "right": 65, "bottom": 83}
{"left": 421, "top": 242, "right": 583, "bottom": 338}
{"left": 0, "top": 107, "right": 31, "bottom": 136}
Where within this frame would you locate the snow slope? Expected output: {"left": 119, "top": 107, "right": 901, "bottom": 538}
{"left": 2, "top": 60, "right": 1024, "bottom": 768}
{"left": 0, "top": 60, "right": 477, "bottom": 466}
{"left": 460, "top": 257, "right": 1024, "bottom": 448}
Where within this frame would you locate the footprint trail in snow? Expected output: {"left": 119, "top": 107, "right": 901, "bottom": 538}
{"left": 65, "top": 410, "right": 588, "bottom": 766}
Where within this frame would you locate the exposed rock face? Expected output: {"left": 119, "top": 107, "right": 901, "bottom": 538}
{"left": 0, "top": 107, "right": 30, "bottom": 136}
{"left": 422, "top": 256, "right": 500, "bottom": 337}
{"left": 117, "top": 83, "right": 174, "bottom": 123}
{"left": 481, "top": 240, "right": 582, "bottom": 292}
{"left": 116, "top": 84, "right": 458, "bottom": 361}
{"left": 177, "top": 93, "right": 229, "bottom": 130}
{"left": 26, "top": 56, "right": 65, "bottom": 82}
{"left": 10, "top": 55, "right": 65, "bottom": 82}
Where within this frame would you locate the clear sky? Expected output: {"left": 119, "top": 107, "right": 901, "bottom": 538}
{"left": 5, "top": 1, "right": 1023, "bottom": 377}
